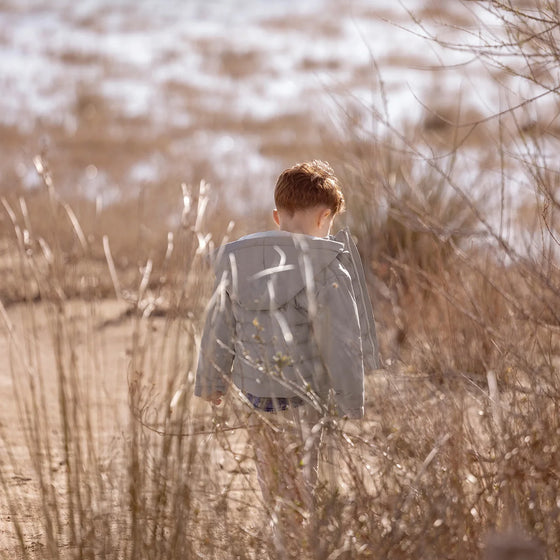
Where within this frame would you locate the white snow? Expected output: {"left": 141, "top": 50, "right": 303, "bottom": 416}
{"left": 1, "top": 0, "right": 557, "bottom": 225}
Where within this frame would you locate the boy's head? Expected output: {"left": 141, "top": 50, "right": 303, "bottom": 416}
{"left": 273, "top": 160, "right": 345, "bottom": 237}
{"left": 274, "top": 160, "right": 345, "bottom": 216}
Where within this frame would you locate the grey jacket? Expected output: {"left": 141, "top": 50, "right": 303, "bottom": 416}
{"left": 194, "top": 229, "right": 380, "bottom": 418}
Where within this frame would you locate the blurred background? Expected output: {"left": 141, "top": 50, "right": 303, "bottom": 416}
{"left": 0, "top": 1, "right": 509, "bottom": 220}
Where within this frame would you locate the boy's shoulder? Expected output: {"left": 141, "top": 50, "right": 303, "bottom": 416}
{"left": 212, "top": 230, "right": 350, "bottom": 311}
{"left": 225, "top": 230, "right": 343, "bottom": 251}
{"left": 215, "top": 230, "right": 345, "bottom": 270}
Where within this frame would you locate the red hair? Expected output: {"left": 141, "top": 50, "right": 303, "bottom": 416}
{"left": 274, "top": 160, "right": 345, "bottom": 215}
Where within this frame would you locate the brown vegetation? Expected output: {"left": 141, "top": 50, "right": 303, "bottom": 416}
{"left": 2, "top": 1, "right": 560, "bottom": 559}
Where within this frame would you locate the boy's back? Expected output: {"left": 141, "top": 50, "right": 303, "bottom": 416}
{"left": 194, "top": 160, "right": 380, "bottom": 552}
{"left": 195, "top": 227, "right": 379, "bottom": 418}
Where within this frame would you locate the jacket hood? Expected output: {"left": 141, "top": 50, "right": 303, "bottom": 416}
{"left": 214, "top": 231, "right": 344, "bottom": 310}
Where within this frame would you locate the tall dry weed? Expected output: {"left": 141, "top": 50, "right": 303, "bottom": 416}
{"left": 3, "top": 2, "right": 560, "bottom": 558}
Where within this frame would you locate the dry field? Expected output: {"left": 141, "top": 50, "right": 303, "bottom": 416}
{"left": 2, "top": 1, "right": 560, "bottom": 559}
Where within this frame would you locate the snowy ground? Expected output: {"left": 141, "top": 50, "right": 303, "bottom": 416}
{"left": 0, "top": 0, "right": 554, "bottom": 219}
{"left": 1, "top": 0, "right": 484, "bottom": 129}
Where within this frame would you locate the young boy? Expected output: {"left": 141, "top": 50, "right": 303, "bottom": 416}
{"left": 194, "top": 160, "right": 379, "bottom": 544}
{"left": 195, "top": 160, "right": 379, "bottom": 415}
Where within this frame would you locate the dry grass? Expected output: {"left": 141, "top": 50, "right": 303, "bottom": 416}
{"left": 2, "top": 120, "right": 560, "bottom": 558}
{"left": 260, "top": 12, "right": 343, "bottom": 38}
{"left": 2, "top": 1, "right": 560, "bottom": 558}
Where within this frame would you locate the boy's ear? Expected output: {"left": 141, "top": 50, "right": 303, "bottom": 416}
{"left": 318, "top": 207, "right": 332, "bottom": 226}
{"left": 272, "top": 208, "right": 280, "bottom": 226}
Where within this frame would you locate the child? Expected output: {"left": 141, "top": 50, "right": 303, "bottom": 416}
{"left": 195, "top": 160, "right": 379, "bottom": 411}
{"left": 194, "top": 160, "right": 379, "bottom": 546}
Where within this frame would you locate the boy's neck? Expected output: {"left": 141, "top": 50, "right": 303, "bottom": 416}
{"left": 280, "top": 224, "right": 325, "bottom": 238}
{"left": 276, "top": 207, "right": 333, "bottom": 238}
{"left": 280, "top": 223, "right": 314, "bottom": 235}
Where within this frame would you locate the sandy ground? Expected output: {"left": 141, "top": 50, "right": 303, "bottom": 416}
{"left": 0, "top": 297, "right": 268, "bottom": 555}
{"left": 0, "top": 299, "right": 134, "bottom": 553}
{"left": 0, "top": 296, "right": 387, "bottom": 556}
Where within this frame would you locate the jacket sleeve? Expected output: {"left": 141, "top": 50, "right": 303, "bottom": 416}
{"left": 334, "top": 228, "right": 381, "bottom": 372}
{"left": 194, "top": 275, "right": 235, "bottom": 398}
{"left": 312, "top": 266, "right": 365, "bottom": 419}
